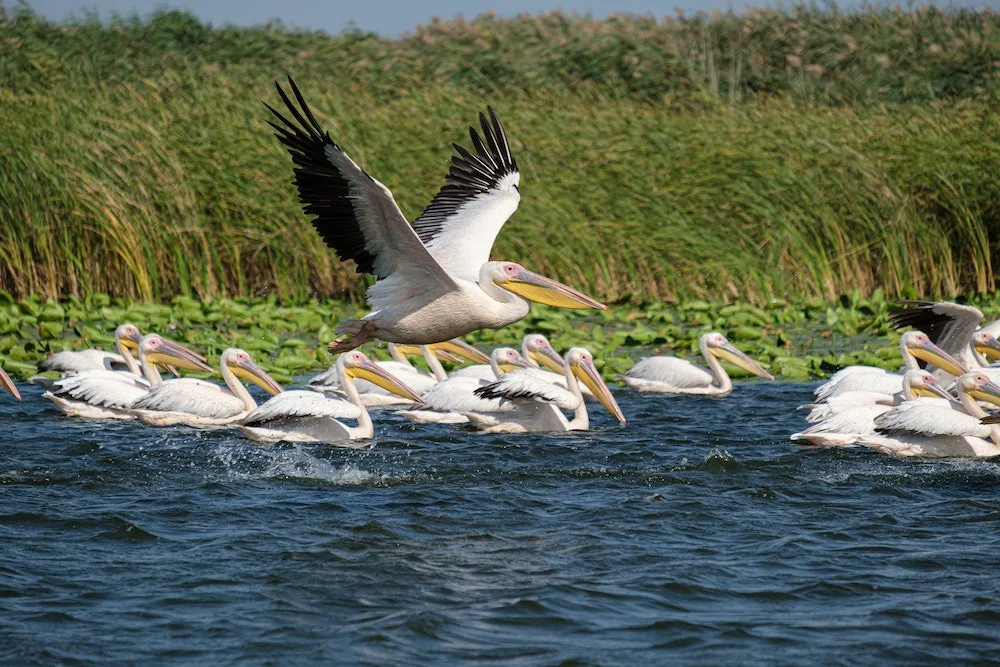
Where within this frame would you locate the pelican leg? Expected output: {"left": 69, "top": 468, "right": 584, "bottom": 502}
{"left": 328, "top": 320, "right": 377, "bottom": 353}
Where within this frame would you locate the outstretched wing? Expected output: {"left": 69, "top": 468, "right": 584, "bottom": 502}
{"left": 889, "top": 301, "right": 983, "bottom": 358}
{"left": 474, "top": 372, "right": 580, "bottom": 411}
{"left": 411, "top": 107, "right": 520, "bottom": 281}
{"left": 265, "top": 77, "right": 456, "bottom": 292}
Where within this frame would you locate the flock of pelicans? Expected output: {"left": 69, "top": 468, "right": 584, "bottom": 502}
{"left": 3, "top": 77, "right": 999, "bottom": 458}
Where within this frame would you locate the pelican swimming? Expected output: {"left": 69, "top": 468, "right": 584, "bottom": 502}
{"left": 36, "top": 323, "right": 144, "bottom": 376}
{"left": 1, "top": 367, "right": 21, "bottom": 401}
{"left": 42, "top": 334, "right": 212, "bottom": 419}
{"left": 266, "top": 77, "right": 607, "bottom": 353}
{"left": 813, "top": 331, "right": 967, "bottom": 401}
{"left": 464, "top": 347, "right": 626, "bottom": 433}
{"left": 129, "top": 348, "right": 283, "bottom": 427}
{"left": 237, "top": 351, "right": 424, "bottom": 446}
{"left": 889, "top": 300, "right": 1000, "bottom": 381}
{"left": 791, "top": 370, "right": 956, "bottom": 447}
{"left": 620, "top": 332, "right": 774, "bottom": 395}
{"left": 852, "top": 372, "right": 1000, "bottom": 457}
{"left": 398, "top": 347, "right": 533, "bottom": 424}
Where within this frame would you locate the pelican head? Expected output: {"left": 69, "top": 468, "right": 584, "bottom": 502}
{"left": 139, "top": 334, "right": 213, "bottom": 373}
{"left": 114, "top": 323, "right": 143, "bottom": 352}
{"left": 704, "top": 333, "right": 775, "bottom": 380}
{"left": 428, "top": 339, "right": 491, "bottom": 365}
{"left": 973, "top": 331, "right": 1000, "bottom": 362}
{"left": 902, "top": 370, "right": 955, "bottom": 400}
{"left": 957, "top": 372, "right": 1000, "bottom": 407}
{"left": 566, "top": 347, "right": 626, "bottom": 424}
{"left": 222, "top": 349, "right": 283, "bottom": 396}
{"left": 486, "top": 262, "right": 607, "bottom": 310}
{"left": 0, "top": 367, "right": 21, "bottom": 401}
{"left": 523, "top": 333, "right": 565, "bottom": 372}
{"left": 341, "top": 351, "right": 423, "bottom": 402}
{"left": 491, "top": 347, "right": 535, "bottom": 375}
{"left": 900, "top": 331, "right": 966, "bottom": 376}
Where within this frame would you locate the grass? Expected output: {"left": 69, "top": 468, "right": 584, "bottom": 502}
{"left": 2, "top": 6, "right": 1000, "bottom": 304}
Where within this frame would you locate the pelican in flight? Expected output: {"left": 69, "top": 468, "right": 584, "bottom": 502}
{"left": 465, "top": 347, "right": 626, "bottom": 433}
{"left": 791, "top": 370, "right": 956, "bottom": 447}
{"left": 852, "top": 372, "right": 1000, "bottom": 457}
{"left": 129, "top": 348, "right": 283, "bottom": 427}
{"left": 42, "top": 334, "right": 212, "bottom": 419}
{"left": 813, "top": 331, "right": 966, "bottom": 401}
{"left": 266, "top": 77, "right": 607, "bottom": 353}
{"left": 237, "top": 351, "right": 423, "bottom": 446}
{"left": 37, "top": 323, "right": 144, "bottom": 375}
{"left": 1, "top": 367, "right": 21, "bottom": 401}
{"left": 620, "top": 332, "right": 774, "bottom": 395}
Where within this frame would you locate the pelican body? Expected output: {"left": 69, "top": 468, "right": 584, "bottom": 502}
{"left": 621, "top": 332, "right": 774, "bottom": 395}
{"left": 238, "top": 351, "right": 423, "bottom": 445}
{"left": 37, "top": 323, "right": 143, "bottom": 375}
{"left": 266, "top": 77, "right": 606, "bottom": 353}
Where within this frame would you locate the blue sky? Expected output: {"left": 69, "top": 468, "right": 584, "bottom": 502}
{"left": 25, "top": 0, "right": 1000, "bottom": 36}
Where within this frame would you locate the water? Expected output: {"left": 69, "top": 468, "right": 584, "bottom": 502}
{"left": 3, "top": 380, "right": 1000, "bottom": 664}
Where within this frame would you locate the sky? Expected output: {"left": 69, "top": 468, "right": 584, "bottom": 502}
{"left": 24, "top": 0, "right": 1000, "bottom": 36}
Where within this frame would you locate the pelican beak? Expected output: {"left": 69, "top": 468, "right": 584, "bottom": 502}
{"left": 347, "top": 358, "right": 424, "bottom": 402}
{"left": 0, "top": 368, "right": 21, "bottom": 401}
{"left": 912, "top": 382, "right": 955, "bottom": 401}
{"left": 571, "top": 357, "right": 626, "bottom": 424}
{"left": 497, "top": 268, "right": 607, "bottom": 310}
{"left": 394, "top": 344, "right": 423, "bottom": 357}
{"left": 909, "top": 340, "right": 967, "bottom": 377}
{"left": 146, "top": 340, "right": 214, "bottom": 373}
{"left": 968, "top": 378, "right": 1000, "bottom": 407}
{"left": 530, "top": 343, "right": 565, "bottom": 372}
{"left": 975, "top": 336, "right": 1000, "bottom": 362}
{"left": 431, "top": 339, "right": 491, "bottom": 365}
{"left": 499, "top": 353, "right": 535, "bottom": 374}
{"left": 230, "top": 358, "right": 284, "bottom": 396}
{"left": 714, "top": 343, "right": 775, "bottom": 380}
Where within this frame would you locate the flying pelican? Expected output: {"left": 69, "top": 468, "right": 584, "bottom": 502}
{"left": 813, "top": 331, "right": 966, "bottom": 401}
{"left": 398, "top": 347, "right": 534, "bottom": 423}
{"left": 465, "top": 347, "right": 626, "bottom": 433}
{"left": 791, "top": 370, "right": 956, "bottom": 447}
{"left": 620, "top": 332, "right": 774, "bottom": 395}
{"left": 266, "top": 77, "right": 607, "bottom": 353}
{"left": 35, "top": 323, "right": 144, "bottom": 376}
{"left": 852, "top": 372, "right": 1000, "bottom": 457}
{"left": 129, "top": 348, "right": 283, "bottom": 427}
{"left": 237, "top": 351, "right": 424, "bottom": 446}
{"left": 1, "top": 367, "right": 21, "bottom": 401}
{"left": 42, "top": 334, "right": 212, "bottom": 419}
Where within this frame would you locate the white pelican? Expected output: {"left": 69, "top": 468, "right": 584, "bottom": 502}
{"left": 42, "top": 334, "right": 213, "bottom": 419}
{"left": 237, "top": 351, "right": 424, "bottom": 445}
{"left": 852, "top": 372, "right": 1000, "bottom": 457}
{"left": 1, "top": 367, "right": 21, "bottom": 401}
{"left": 791, "top": 370, "right": 956, "bottom": 447}
{"left": 620, "top": 332, "right": 774, "bottom": 395}
{"left": 129, "top": 348, "right": 283, "bottom": 427}
{"left": 36, "top": 323, "right": 144, "bottom": 376}
{"left": 266, "top": 77, "right": 607, "bottom": 353}
{"left": 889, "top": 300, "right": 1000, "bottom": 381}
{"left": 465, "top": 347, "right": 626, "bottom": 433}
{"left": 813, "top": 331, "right": 966, "bottom": 401}
{"left": 399, "top": 347, "right": 533, "bottom": 423}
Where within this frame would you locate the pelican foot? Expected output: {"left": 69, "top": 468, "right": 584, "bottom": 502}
{"left": 328, "top": 320, "right": 377, "bottom": 353}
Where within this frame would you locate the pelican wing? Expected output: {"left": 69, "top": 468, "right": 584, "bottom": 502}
{"left": 625, "top": 356, "right": 713, "bottom": 389}
{"left": 889, "top": 301, "right": 983, "bottom": 358}
{"left": 422, "top": 377, "right": 509, "bottom": 412}
{"left": 266, "top": 78, "right": 457, "bottom": 295}
{"left": 410, "top": 107, "right": 520, "bottom": 281}
{"left": 131, "top": 379, "right": 243, "bottom": 418}
{"left": 474, "top": 372, "right": 580, "bottom": 411}
{"left": 243, "top": 390, "right": 362, "bottom": 425}
{"left": 51, "top": 371, "right": 149, "bottom": 408}
{"left": 41, "top": 349, "right": 127, "bottom": 374}
{"left": 874, "top": 401, "right": 987, "bottom": 438}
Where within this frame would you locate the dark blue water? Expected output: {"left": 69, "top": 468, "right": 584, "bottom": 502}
{"left": 3, "top": 380, "right": 1000, "bottom": 664}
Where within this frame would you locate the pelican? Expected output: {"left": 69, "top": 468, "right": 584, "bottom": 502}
{"left": 237, "top": 351, "right": 424, "bottom": 445}
{"left": 464, "top": 347, "right": 626, "bottom": 433}
{"left": 34, "top": 323, "right": 144, "bottom": 376}
{"left": 620, "top": 332, "right": 774, "bottom": 395}
{"left": 266, "top": 77, "right": 607, "bottom": 353}
{"left": 42, "top": 334, "right": 212, "bottom": 419}
{"left": 890, "top": 300, "right": 1000, "bottom": 381}
{"left": 398, "top": 347, "right": 533, "bottom": 423}
{"left": 129, "top": 348, "right": 283, "bottom": 427}
{"left": 852, "top": 372, "right": 1000, "bottom": 457}
{"left": 813, "top": 331, "right": 966, "bottom": 401}
{"left": 1, "top": 367, "right": 21, "bottom": 401}
{"left": 791, "top": 370, "right": 956, "bottom": 447}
